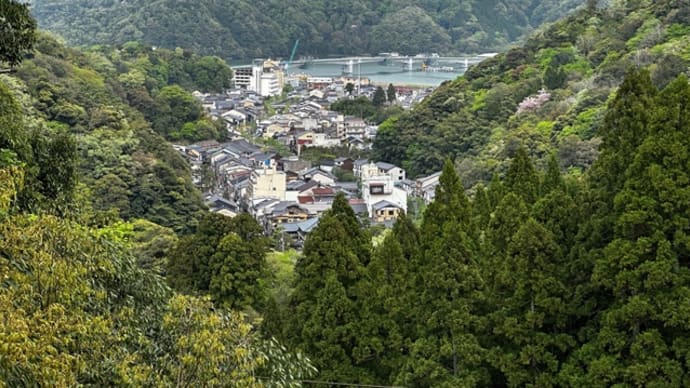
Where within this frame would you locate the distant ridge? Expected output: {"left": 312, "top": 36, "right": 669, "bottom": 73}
{"left": 29, "top": 0, "right": 581, "bottom": 59}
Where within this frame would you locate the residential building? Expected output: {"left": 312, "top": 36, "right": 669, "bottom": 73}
{"left": 360, "top": 163, "right": 407, "bottom": 220}
{"left": 249, "top": 163, "right": 286, "bottom": 202}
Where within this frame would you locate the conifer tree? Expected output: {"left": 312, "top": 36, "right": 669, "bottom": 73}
{"left": 486, "top": 192, "right": 529, "bottom": 256}
{"left": 564, "top": 70, "right": 661, "bottom": 363}
{"left": 472, "top": 183, "right": 492, "bottom": 232}
{"left": 403, "top": 159, "right": 489, "bottom": 386}
{"left": 487, "top": 173, "right": 506, "bottom": 209}
{"left": 566, "top": 75, "right": 690, "bottom": 386}
{"left": 491, "top": 218, "right": 572, "bottom": 387}
{"left": 285, "top": 193, "right": 371, "bottom": 382}
{"left": 356, "top": 233, "right": 410, "bottom": 383}
{"left": 588, "top": 67, "right": 657, "bottom": 208}
{"left": 531, "top": 189, "right": 579, "bottom": 250}
{"left": 505, "top": 146, "right": 539, "bottom": 205}
{"left": 391, "top": 211, "right": 420, "bottom": 261}
{"left": 559, "top": 74, "right": 690, "bottom": 386}
{"left": 541, "top": 152, "right": 565, "bottom": 195}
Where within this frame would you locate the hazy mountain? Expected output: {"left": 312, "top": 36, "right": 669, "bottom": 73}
{"left": 28, "top": 0, "right": 581, "bottom": 59}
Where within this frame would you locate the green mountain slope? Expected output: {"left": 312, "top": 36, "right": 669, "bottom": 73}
{"left": 7, "top": 34, "right": 235, "bottom": 233}
{"left": 28, "top": 0, "right": 581, "bottom": 59}
{"left": 374, "top": 0, "right": 690, "bottom": 180}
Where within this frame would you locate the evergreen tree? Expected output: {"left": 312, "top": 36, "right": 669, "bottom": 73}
{"left": 564, "top": 75, "right": 690, "bottom": 386}
{"left": 491, "top": 218, "right": 572, "bottom": 387}
{"left": 472, "top": 183, "right": 492, "bottom": 232}
{"left": 505, "top": 146, "right": 539, "bottom": 205}
{"left": 331, "top": 192, "right": 371, "bottom": 264}
{"left": 209, "top": 231, "right": 267, "bottom": 309}
{"left": 373, "top": 86, "right": 387, "bottom": 107}
{"left": 285, "top": 193, "right": 371, "bottom": 382}
{"left": 542, "top": 152, "right": 565, "bottom": 195}
{"left": 487, "top": 172, "right": 506, "bottom": 209}
{"left": 402, "top": 159, "right": 489, "bottom": 386}
{"left": 356, "top": 233, "right": 410, "bottom": 383}
{"left": 166, "top": 213, "right": 235, "bottom": 293}
{"left": 387, "top": 83, "right": 397, "bottom": 102}
{"left": 166, "top": 213, "right": 268, "bottom": 310}
{"left": 588, "top": 67, "right": 657, "bottom": 206}
{"left": 391, "top": 211, "right": 420, "bottom": 261}
{"left": 486, "top": 192, "right": 529, "bottom": 257}
{"left": 531, "top": 189, "right": 579, "bottom": 250}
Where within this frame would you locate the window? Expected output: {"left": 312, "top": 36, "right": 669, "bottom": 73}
{"left": 388, "top": 210, "right": 395, "bottom": 216}
{"left": 370, "top": 184, "right": 384, "bottom": 194}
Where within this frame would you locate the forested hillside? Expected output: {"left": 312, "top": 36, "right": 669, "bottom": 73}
{"left": 29, "top": 0, "right": 580, "bottom": 58}
{"left": 374, "top": 0, "right": 690, "bottom": 180}
{"left": 11, "top": 36, "right": 237, "bottom": 234}
{"left": 1, "top": 3, "right": 315, "bottom": 385}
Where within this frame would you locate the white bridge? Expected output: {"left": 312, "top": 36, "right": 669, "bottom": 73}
{"left": 288, "top": 54, "right": 494, "bottom": 74}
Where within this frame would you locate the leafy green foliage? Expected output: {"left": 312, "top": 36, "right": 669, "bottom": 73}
{"left": 11, "top": 34, "right": 208, "bottom": 232}
{"left": 330, "top": 96, "right": 402, "bottom": 124}
{"left": 0, "top": 90, "right": 313, "bottom": 388}
{"left": 0, "top": 0, "right": 36, "bottom": 67}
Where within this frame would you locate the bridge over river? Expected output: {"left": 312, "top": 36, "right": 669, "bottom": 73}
{"left": 287, "top": 54, "right": 497, "bottom": 86}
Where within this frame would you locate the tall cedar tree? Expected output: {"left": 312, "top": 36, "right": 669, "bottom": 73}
{"left": 578, "top": 68, "right": 658, "bottom": 253}
{"left": 504, "top": 146, "right": 540, "bottom": 205}
{"left": 387, "top": 83, "right": 397, "bottom": 102}
{"left": 541, "top": 152, "right": 565, "bottom": 195}
{"left": 564, "top": 75, "right": 690, "bottom": 386}
{"left": 356, "top": 233, "right": 410, "bottom": 383}
{"left": 286, "top": 193, "right": 372, "bottom": 383}
{"left": 373, "top": 86, "right": 387, "bottom": 107}
{"left": 166, "top": 213, "right": 268, "bottom": 310}
{"left": 400, "top": 159, "right": 489, "bottom": 386}
{"left": 491, "top": 218, "right": 573, "bottom": 387}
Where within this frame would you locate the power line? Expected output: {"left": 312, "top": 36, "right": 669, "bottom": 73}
{"left": 302, "top": 380, "right": 405, "bottom": 387}
{"left": 256, "top": 376, "right": 405, "bottom": 388}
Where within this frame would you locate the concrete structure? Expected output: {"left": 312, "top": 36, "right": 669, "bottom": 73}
{"left": 233, "top": 59, "right": 285, "bottom": 97}
{"left": 249, "top": 163, "right": 286, "bottom": 201}
{"left": 360, "top": 163, "right": 407, "bottom": 219}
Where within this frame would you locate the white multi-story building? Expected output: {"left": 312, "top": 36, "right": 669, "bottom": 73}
{"left": 233, "top": 59, "right": 284, "bottom": 97}
{"left": 360, "top": 163, "right": 407, "bottom": 219}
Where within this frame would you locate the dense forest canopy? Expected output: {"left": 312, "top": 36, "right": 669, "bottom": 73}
{"left": 0, "top": 1, "right": 315, "bottom": 385}
{"left": 29, "top": 0, "right": 581, "bottom": 59}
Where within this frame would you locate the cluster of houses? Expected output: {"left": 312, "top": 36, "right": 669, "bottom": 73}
{"left": 194, "top": 68, "right": 435, "bottom": 152}
{"left": 182, "top": 72, "right": 440, "bottom": 247}
{"left": 195, "top": 88, "right": 376, "bottom": 153}
{"left": 174, "top": 138, "right": 441, "bottom": 247}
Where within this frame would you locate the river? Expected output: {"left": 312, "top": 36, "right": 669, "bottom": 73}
{"left": 285, "top": 55, "right": 493, "bottom": 86}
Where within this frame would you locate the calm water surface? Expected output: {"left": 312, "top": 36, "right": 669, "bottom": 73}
{"left": 286, "top": 56, "right": 489, "bottom": 86}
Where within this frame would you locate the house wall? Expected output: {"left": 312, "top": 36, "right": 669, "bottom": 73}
{"left": 374, "top": 207, "right": 402, "bottom": 223}
{"left": 250, "top": 166, "right": 286, "bottom": 200}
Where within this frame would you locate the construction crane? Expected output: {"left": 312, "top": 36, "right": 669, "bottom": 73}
{"left": 285, "top": 39, "right": 300, "bottom": 72}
